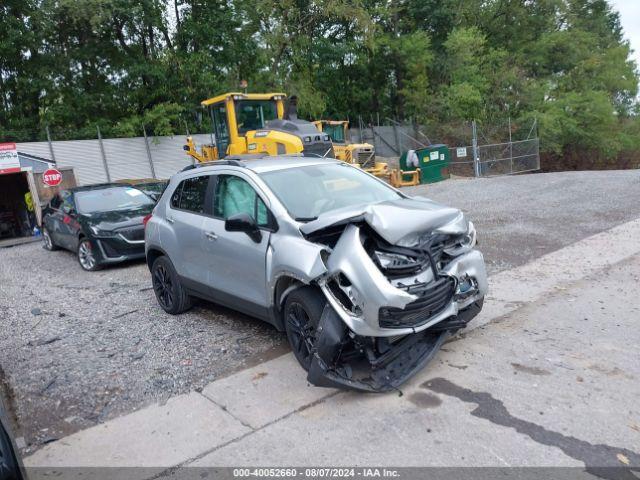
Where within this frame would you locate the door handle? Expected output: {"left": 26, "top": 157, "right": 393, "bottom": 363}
{"left": 205, "top": 231, "right": 218, "bottom": 241}
{"left": 166, "top": 217, "right": 175, "bottom": 224}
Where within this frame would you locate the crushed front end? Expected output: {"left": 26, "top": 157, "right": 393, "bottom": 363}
{"left": 303, "top": 205, "right": 488, "bottom": 392}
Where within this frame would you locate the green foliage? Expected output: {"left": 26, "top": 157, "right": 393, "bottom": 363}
{"left": 0, "top": 0, "right": 638, "bottom": 161}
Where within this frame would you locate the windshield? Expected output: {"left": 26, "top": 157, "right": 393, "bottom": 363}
{"left": 324, "top": 124, "right": 346, "bottom": 143}
{"left": 75, "top": 187, "right": 155, "bottom": 214}
{"left": 235, "top": 100, "right": 278, "bottom": 134}
{"left": 260, "top": 163, "right": 401, "bottom": 220}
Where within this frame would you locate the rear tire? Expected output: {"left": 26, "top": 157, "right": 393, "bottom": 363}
{"left": 151, "top": 256, "right": 192, "bottom": 314}
{"left": 42, "top": 226, "right": 58, "bottom": 251}
{"left": 283, "top": 287, "right": 326, "bottom": 371}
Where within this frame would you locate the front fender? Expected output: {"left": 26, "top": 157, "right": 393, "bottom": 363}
{"left": 266, "top": 235, "right": 328, "bottom": 305}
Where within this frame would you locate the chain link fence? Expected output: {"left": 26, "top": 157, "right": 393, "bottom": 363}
{"left": 351, "top": 117, "right": 540, "bottom": 178}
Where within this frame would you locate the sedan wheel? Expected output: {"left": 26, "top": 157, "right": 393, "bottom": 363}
{"left": 77, "top": 239, "right": 100, "bottom": 271}
{"left": 42, "top": 228, "right": 57, "bottom": 251}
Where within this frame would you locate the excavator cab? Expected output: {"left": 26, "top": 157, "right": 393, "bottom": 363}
{"left": 185, "top": 93, "right": 334, "bottom": 162}
{"left": 321, "top": 121, "right": 348, "bottom": 144}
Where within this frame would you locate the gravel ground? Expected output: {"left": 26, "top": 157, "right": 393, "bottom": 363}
{"left": 1, "top": 169, "right": 639, "bottom": 453}
{"left": 0, "top": 248, "right": 286, "bottom": 454}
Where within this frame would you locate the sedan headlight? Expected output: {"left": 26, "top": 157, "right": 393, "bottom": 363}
{"left": 89, "top": 226, "right": 115, "bottom": 237}
{"left": 443, "top": 221, "right": 477, "bottom": 256}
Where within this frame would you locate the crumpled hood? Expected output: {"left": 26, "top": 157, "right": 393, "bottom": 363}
{"left": 300, "top": 196, "right": 466, "bottom": 246}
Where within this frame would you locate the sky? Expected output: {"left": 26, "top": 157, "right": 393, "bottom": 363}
{"left": 608, "top": 0, "right": 640, "bottom": 67}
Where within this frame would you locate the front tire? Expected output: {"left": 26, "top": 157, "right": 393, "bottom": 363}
{"left": 42, "top": 227, "right": 58, "bottom": 251}
{"left": 77, "top": 239, "right": 101, "bottom": 271}
{"left": 283, "top": 287, "right": 326, "bottom": 371}
{"left": 151, "top": 256, "right": 192, "bottom": 314}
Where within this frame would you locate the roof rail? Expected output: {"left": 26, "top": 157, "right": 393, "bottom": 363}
{"left": 180, "top": 159, "right": 245, "bottom": 172}
{"left": 225, "top": 153, "right": 272, "bottom": 160}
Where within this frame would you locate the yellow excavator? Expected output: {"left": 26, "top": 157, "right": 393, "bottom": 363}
{"left": 184, "top": 93, "right": 334, "bottom": 162}
{"left": 312, "top": 120, "right": 388, "bottom": 177}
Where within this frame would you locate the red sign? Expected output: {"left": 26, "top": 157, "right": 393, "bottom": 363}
{"left": 0, "top": 142, "right": 20, "bottom": 175}
{"left": 42, "top": 168, "right": 62, "bottom": 186}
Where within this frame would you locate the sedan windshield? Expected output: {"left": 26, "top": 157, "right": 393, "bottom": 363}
{"left": 75, "top": 187, "right": 155, "bottom": 214}
{"left": 259, "top": 163, "right": 401, "bottom": 220}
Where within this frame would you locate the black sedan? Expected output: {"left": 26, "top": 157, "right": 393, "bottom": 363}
{"left": 42, "top": 183, "right": 155, "bottom": 271}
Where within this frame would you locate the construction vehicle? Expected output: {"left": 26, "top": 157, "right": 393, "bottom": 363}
{"left": 184, "top": 93, "right": 334, "bottom": 162}
{"left": 312, "top": 120, "right": 388, "bottom": 177}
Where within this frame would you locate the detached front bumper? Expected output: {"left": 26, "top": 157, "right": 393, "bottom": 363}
{"left": 307, "top": 299, "right": 483, "bottom": 392}
{"left": 310, "top": 247, "right": 487, "bottom": 392}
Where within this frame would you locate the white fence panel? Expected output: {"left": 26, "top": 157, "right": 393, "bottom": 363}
{"left": 147, "top": 134, "right": 211, "bottom": 179}
{"left": 16, "top": 134, "right": 214, "bottom": 185}
{"left": 102, "top": 137, "right": 153, "bottom": 181}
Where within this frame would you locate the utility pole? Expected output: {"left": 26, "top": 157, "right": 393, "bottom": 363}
{"left": 472, "top": 120, "right": 480, "bottom": 177}
{"left": 97, "top": 126, "right": 111, "bottom": 182}
{"left": 508, "top": 116, "right": 513, "bottom": 175}
{"left": 45, "top": 125, "right": 57, "bottom": 164}
{"left": 142, "top": 125, "right": 157, "bottom": 179}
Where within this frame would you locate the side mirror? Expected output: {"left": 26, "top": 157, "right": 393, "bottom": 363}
{"left": 225, "top": 212, "right": 262, "bottom": 243}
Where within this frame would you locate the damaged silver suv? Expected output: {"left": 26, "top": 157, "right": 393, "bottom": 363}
{"left": 145, "top": 156, "right": 487, "bottom": 391}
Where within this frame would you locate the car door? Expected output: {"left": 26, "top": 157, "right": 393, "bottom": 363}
{"left": 59, "top": 191, "right": 81, "bottom": 250}
{"left": 200, "top": 173, "right": 272, "bottom": 315}
{"left": 45, "top": 191, "right": 76, "bottom": 250}
{"left": 165, "top": 174, "right": 212, "bottom": 286}
{"left": 44, "top": 193, "right": 64, "bottom": 245}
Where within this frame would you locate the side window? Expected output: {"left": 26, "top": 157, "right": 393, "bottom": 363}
{"left": 170, "top": 183, "right": 182, "bottom": 209}
{"left": 213, "top": 175, "right": 269, "bottom": 226}
{"left": 211, "top": 105, "right": 230, "bottom": 157}
{"left": 175, "top": 176, "right": 209, "bottom": 213}
{"left": 61, "top": 191, "right": 75, "bottom": 213}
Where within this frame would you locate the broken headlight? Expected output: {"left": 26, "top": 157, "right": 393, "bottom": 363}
{"left": 374, "top": 251, "right": 416, "bottom": 269}
{"left": 443, "top": 221, "right": 477, "bottom": 256}
{"left": 373, "top": 250, "right": 427, "bottom": 277}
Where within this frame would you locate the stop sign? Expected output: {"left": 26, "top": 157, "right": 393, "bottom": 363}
{"left": 42, "top": 168, "right": 62, "bottom": 187}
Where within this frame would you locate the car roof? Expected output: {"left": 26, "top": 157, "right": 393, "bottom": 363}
{"left": 184, "top": 155, "right": 342, "bottom": 174}
{"left": 69, "top": 183, "right": 136, "bottom": 193}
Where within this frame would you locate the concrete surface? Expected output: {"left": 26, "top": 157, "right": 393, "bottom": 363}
{"left": 23, "top": 218, "right": 640, "bottom": 473}
{"left": 195, "top": 254, "right": 640, "bottom": 469}
{"left": 27, "top": 392, "right": 250, "bottom": 469}
{"left": 201, "top": 354, "right": 337, "bottom": 430}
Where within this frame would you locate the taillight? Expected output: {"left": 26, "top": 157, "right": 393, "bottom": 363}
{"left": 143, "top": 213, "right": 153, "bottom": 228}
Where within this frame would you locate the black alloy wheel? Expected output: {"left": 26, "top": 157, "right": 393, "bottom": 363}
{"left": 284, "top": 287, "right": 326, "bottom": 371}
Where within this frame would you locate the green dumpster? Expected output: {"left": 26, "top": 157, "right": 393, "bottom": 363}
{"left": 399, "top": 144, "right": 450, "bottom": 184}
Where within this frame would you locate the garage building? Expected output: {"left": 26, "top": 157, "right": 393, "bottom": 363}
{"left": 0, "top": 142, "right": 76, "bottom": 246}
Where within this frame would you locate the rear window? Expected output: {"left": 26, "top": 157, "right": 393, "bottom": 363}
{"left": 171, "top": 176, "right": 210, "bottom": 213}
